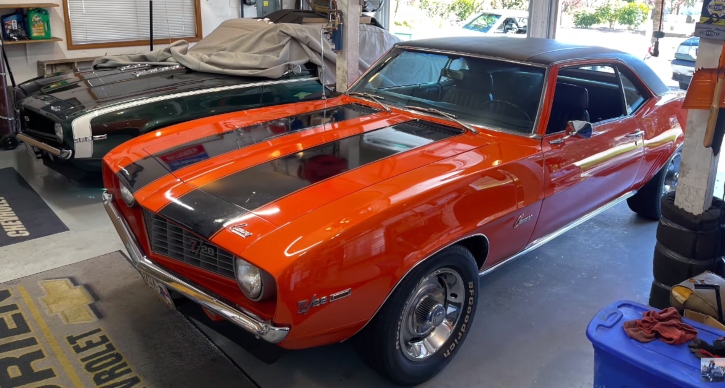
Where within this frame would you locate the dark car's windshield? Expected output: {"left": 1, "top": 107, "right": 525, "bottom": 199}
{"left": 349, "top": 48, "right": 546, "bottom": 134}
{"left": 462, "top": 13, "right": 501, "bottom": 33}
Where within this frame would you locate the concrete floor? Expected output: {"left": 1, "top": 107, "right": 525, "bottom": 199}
{"left": 1, "top": 146, "right": 724, "bottom": 387}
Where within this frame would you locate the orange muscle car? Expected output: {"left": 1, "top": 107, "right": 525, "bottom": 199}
{"left": 102, "top": 37, "right": 685, "bottom": 385}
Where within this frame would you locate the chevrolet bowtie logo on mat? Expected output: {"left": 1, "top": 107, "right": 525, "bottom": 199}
{"left": 0, "top": 251, "right": 254, "bottom": 388}
{"left": 38, "top": 279, "right": 98, "bottom": 324}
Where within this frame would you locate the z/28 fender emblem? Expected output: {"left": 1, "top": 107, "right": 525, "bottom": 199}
{"left": 297, "top": 289, "right": 352, "bottom": 314}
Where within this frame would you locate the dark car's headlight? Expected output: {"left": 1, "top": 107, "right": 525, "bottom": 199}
{"left": 119, "top": 184, "right": 135, "bottom": 207}
{"left": 54, "top": 123, "right": 63, "bottom": 141}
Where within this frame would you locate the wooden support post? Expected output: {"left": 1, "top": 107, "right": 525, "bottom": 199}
{"left": 335, "top": 0, "right": 359, "bottom": 92}
{"left": 527, "top": 0, "right": 558, "bottom": 39}
{"left": 675, "top": 38, "right": 723, "bottom": 216}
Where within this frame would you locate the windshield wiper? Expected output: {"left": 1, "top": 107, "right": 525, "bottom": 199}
{"left": 348, "top": 92, "right": 392, "bottom": 113}
{"left": 404, "top": 106, "right": 478, "bottom": 134}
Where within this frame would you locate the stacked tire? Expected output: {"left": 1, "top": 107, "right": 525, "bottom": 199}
{"left": 649, "top": 191, "right": 725, "bottom": 309}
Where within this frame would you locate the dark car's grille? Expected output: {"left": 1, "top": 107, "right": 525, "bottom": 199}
{"left": 144, "top": 210, "right": 236, "bottom": 279}
{"left": 22, "top": 109, "right": 57, "bottom": 136}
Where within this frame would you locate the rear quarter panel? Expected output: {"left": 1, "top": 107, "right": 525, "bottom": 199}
{"left": 633, "top": 93, "right": 685, "bottom": 188}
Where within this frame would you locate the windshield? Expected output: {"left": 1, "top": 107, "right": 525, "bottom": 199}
{"left": 463, "top": 13, "right": 501, "bottom": 33}
{"left": 349, "top": 49, "right": 546, "bottom": 134}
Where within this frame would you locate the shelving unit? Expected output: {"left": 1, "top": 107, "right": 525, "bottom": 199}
{"left": 0, "top": 4, "right": 60, "bottom": 10}
{"left": 2, "top": 37, "right": 62, "bottom": 45}
{"left": 0, "top": 3, "right": 62, "bottom": 45}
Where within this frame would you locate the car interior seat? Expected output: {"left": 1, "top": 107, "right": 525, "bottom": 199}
{"left": 546, "top": 82, "right": 590, "bottom": 135}
{"left": 441, "top": 69, "right": 493, "bottom": 109}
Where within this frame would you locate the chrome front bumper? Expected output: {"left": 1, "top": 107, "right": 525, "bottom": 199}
{"left": 102, "top": 191, "right": 289, "bottom": 343}
{"left": 16, "top": 133, "right": 72, "bottom": 159}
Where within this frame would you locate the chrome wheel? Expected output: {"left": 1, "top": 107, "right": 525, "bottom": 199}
{"left": 399, "top": 268, "right": 464, "bottom": 362}
{"left": 662, "top": 152, "right": 681, "bottom": 196}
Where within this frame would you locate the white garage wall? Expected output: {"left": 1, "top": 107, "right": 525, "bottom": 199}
{"left": 2, "top": 0, "right": 285, "bottom": 83}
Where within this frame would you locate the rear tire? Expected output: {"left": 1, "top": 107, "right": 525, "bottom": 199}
{"left": 354, "top": 245, "right": 479, "bottom": 386}
{"left": 627, "top": 147, "right": 681, "bottom": 220}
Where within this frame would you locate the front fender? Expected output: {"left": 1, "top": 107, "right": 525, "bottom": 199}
{"left": 242, "top": 149, "right": 520, "bottom": 349}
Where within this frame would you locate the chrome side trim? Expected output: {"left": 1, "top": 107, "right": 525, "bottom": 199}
{"left": 347, "top": 233, "right": 489, "bottom": 339}
{"left": 102, "top": 191, "right": 289, "bottom": 343}
{"left": 16, "top": 133, "right": 72, "bottom": 159}
{"left": 71, "top": 77, "right": 319, "bottom": 159}
{"left": 479, "top": 190, "right": 636, "bottom": 276}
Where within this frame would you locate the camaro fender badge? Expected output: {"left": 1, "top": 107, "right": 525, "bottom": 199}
{"left": 229, "top": 224, "right": 253, "bottom": 238}
{"left": 513, "top": 214, "right": 533, "bottom": 229}
{"left": 297, "top": 289, "right": 352, "bottom": 314}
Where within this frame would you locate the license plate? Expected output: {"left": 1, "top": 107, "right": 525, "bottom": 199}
{"left": 140, "top": 272, "right": 175, "bottom": 310}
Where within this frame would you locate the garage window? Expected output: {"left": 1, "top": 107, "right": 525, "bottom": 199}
{"left": 63, "top": 0, "right": 201, "bottom": 50}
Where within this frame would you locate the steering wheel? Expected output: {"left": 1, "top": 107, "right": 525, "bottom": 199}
{"left": 481, "top": 100, "right": 531, "bottom": 122}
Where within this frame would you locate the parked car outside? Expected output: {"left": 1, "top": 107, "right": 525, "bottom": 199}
{"left": 672, "top": 36, "right": 698, "bottom": 90}
{"left": 460, "top": 9, "right": 528, "bottom": 36}
{"left": 14, "top": 19, "right": 398, "bottom": 180}
{"left": 102, "top": 37, "right": 685, "bottom": 385}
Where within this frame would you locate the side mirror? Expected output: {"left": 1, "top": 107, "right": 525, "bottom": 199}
{"left": 551, "top": 120, "right": 593, "bottom": 145}
{"left": 566, "top": 120, "right": 593, "bottom": 139}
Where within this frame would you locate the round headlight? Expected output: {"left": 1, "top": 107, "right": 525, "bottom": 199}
{"left": 235, "top": 257, "right": 262, "bottom": 300}
{"left": 54, "top": 123, "right": 63, "bottom": 141}
{"left": 119, "top": 184, "right": 135, "bottom": 207}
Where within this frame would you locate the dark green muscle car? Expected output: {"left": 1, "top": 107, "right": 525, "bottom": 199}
{"left": 13, "top": 15, "right": 398, "bottom": 179}
{"left": 15, "top": 65, "right": 324, "bottom": 179}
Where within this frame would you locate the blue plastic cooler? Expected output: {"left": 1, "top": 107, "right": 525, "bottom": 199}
{"left": 587, "top": 300, "right": 725, "bottom": 387}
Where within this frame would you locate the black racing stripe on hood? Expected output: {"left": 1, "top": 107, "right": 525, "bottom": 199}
{"left": 157, "top": 189, "right": 251, "bottom": 239}
{"left": 117, "top": 103, "right": 379, "bottom": 193}
{"left": 117, "top": 157, "right": 170, "bottom": 195}
{"left": 181, "top": 120, "right": 463, "bottom": 225}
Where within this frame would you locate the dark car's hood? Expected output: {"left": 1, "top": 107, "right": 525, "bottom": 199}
{"left": 19, "top": 65, "right": 286, "bottom": 120}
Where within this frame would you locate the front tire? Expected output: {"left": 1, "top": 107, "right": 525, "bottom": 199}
{"left": 627, "top": 147, "right": 681, "bottom": 220}
{"left": 354, "top": 245, "right": 479, "bottom": 386}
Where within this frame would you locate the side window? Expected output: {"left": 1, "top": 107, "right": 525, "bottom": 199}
{"left": 618, "top": 71, "right": 647, "bottom": 115}
{"left": 547, "top": 65, "right": 626, "bottom": 134}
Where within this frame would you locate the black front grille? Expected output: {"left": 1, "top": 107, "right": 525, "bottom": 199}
{"left": 22, "top": 109, "right": 56, "bottom": 136}
{"left": 144, "top": 210, "right": 236, "bottom": 279}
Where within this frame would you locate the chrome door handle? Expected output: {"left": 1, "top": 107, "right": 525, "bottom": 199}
{"left": 625, "top": 130, "right": 645, "bottom": 138}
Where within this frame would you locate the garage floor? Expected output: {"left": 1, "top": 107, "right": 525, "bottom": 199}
{"left": 2, "top": 147, "right": 724, "bottom": 388}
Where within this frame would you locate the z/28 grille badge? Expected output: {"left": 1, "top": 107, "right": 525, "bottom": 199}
{"left": 297, "top": 289, "right": 352, "bottom": 314}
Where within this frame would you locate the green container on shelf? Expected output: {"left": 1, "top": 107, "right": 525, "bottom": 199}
{"left": 26, "top": 8, "right": 51, "bottom": 40}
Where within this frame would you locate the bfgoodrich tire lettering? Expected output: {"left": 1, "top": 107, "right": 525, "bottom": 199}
{"left": 354, "top": 245, "right": 479, "bottom": 386}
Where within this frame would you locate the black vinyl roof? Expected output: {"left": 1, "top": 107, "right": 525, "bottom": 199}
{"left": 398, "top": 36, "right": 669, "bottom": 95}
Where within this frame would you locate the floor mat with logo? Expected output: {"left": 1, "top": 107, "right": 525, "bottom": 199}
{"left": 0, "top": 251, "right": 257, "bottom": 388}
{"left": 0, "top": 167, "right": 68, "bottom": 247}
